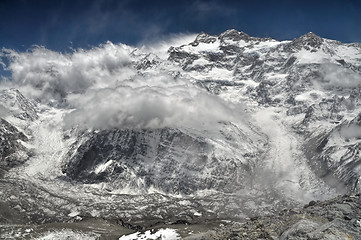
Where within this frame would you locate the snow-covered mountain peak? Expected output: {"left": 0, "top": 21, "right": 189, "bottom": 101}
{"left": 219, "top": 29, "right": 251, "bottom": 42}
{"left": 290, "top": 32, "right": 324, "bottom": 50}
{"left": 191, "top": 32, "right": 217, "bottom": 45}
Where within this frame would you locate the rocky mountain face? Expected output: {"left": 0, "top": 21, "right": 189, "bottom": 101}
{"left": 62, "top": 124, "right": 265, "bottom": 195}
{"left": 0, "top": 89, "right": 36, "bottom": 176}
{"left": 1, "top": 29, "right": 361, "bottom": 239}
{"left": 168, "top": 29, "right": 361, "bottom": 196}
{"left": 304, "top": 113, "right": 361, "bottom": 192}
{"left": 0, "top": 118, "right": 29, "bottom": 175}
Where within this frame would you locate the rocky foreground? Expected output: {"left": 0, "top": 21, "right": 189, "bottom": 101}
{"left": 202, "top": 194, "right": 361, "bottom": 240}
{"left": 1, "top": 194, "right": 360, "bottom": 239}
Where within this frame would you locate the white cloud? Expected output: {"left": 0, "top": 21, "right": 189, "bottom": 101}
{"left": 340, "top": 124, "right": 361, "bottom": 139}
{"left": 0, "top": 104, "right": 8, "bottom": 118}
{"left": 2, "top": 40, "right": 242, "bottom": 130}
{"left": 320, "top": 63, "right": 361, "bottom": 88}
{"left": 0, "top": 57, "right": 5, "bottom": 69}
{"left": 64, "top": 80, "right": 239, "bottom": 130}
{"left": 3, "top": 42, "right": 134, "bottom": 102}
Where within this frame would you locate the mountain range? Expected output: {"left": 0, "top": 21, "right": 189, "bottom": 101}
{"left": 1, "top": 29, "right": 361, "bottom": 239}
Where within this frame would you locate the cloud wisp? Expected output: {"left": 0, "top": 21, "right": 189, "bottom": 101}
{"left": 138, "top": 33, "right": 198, "bottom": 60}
{"left": 1, "top": 40, "right": 241, "bottom": 130}
{"left": 320, "top": 63, "right": 361, "bottom": 89}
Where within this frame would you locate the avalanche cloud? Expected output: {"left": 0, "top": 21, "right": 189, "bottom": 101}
{"left": 1, "top": 41, "right": 242, "bottom": 130}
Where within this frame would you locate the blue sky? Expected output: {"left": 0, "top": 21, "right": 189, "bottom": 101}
{"left": 0, "top": 0, "right": 360, "bottom": 52}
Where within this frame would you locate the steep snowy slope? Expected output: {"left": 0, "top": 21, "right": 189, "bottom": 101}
{"left": 0, "top": 89, "right": 36, "bottom": 176}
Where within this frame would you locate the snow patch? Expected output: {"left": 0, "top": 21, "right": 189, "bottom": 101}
{"left": 244, "top": 40, "right": 283, "bottom": 53}
{"left": 294, "top": 90, "right": 325, "bottom": 103}
{"left": 68, "top": 210, "right": 80, "bottom": 217}
{"left": 181, "top": 41, "right": 221, "bottom": 54}
{"left": 119, "top": 228, "right": 180, "bottom": 240}
{"left": 295, "top": 49, "right": 330, "bottom": 64}
{"left": 94, "top": 160, "right": 115, "bottom": 174}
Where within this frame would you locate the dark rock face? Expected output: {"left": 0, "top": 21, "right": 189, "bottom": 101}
{"left": 219, "top": 29, "right": 251, "bottom": 42}
{"left": 0, "top": 118, "right": 29, "bottom": 173}
{"left": 286, "top": 32, "right": 325, "bottom": 52}
{"left": 168, "top": 47, "right": 200, "bottom": 69}
{"left": 62, "top": 126, "right": 260, "bottom": 195}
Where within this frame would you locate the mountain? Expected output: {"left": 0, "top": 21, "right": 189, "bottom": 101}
{"left": 0, "top": 118, "right": 29, "bottom": 175}
{"left": 1, "top": 29, "right": 361, "bottom": 239}
{"left": 62, "top": 124, "right": 265, "bottom": 195}
{"left": 0, "top": 88, "right": 36, "bottom": 177}
{"left": 168, "top": 29, "right": 361, "bottom": 194}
